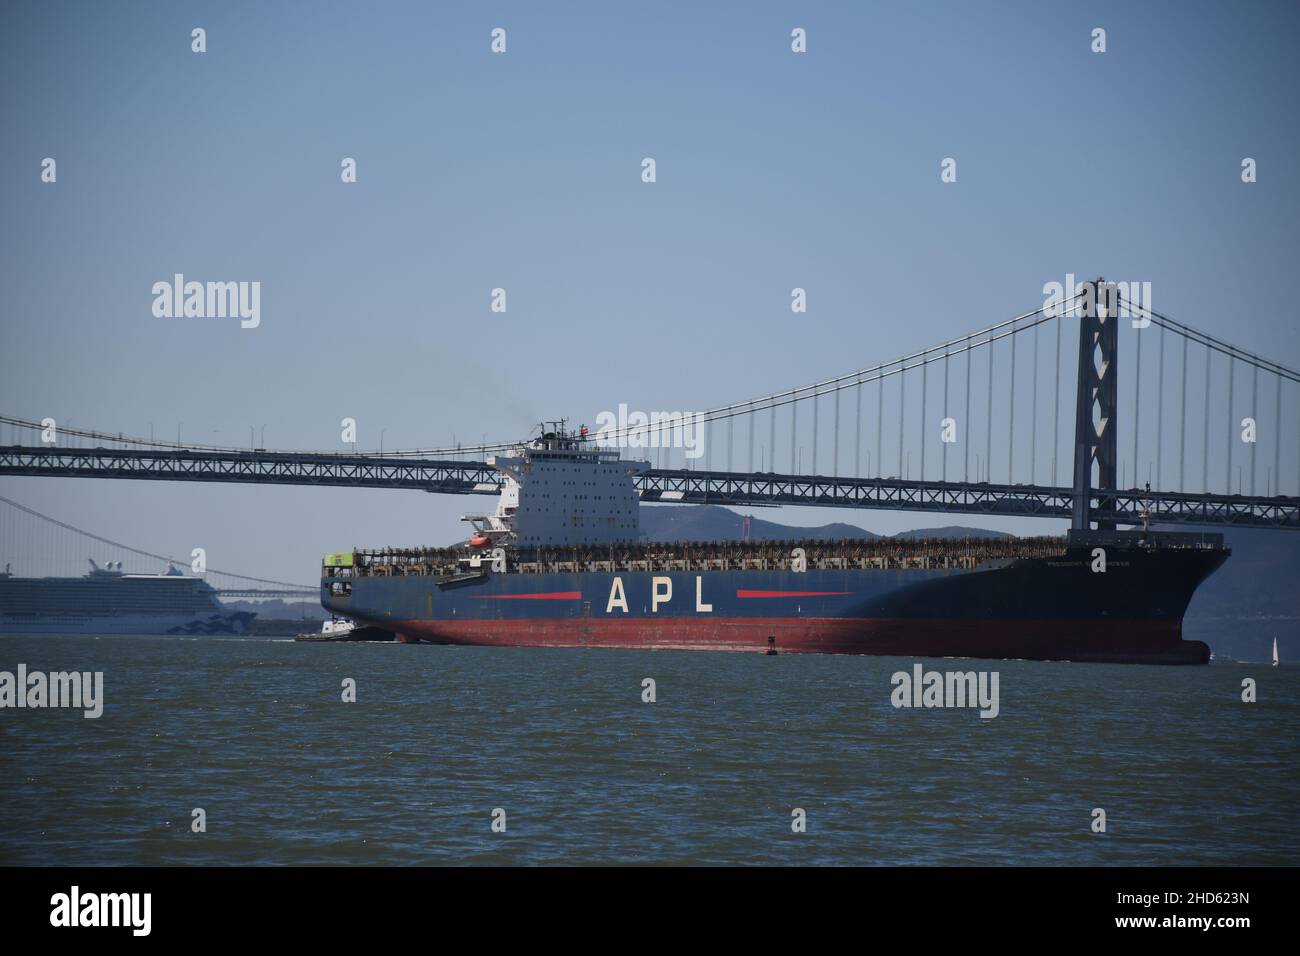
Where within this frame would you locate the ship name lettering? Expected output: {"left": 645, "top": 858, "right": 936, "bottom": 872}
{"left": 651, "top": 576, "right": 672, "bottom": 612}
{"left": 606, "top": 576, "right": 629, "bottom": 614}
{"left": 695, "top": 576, "right": 712, "bottom": 613}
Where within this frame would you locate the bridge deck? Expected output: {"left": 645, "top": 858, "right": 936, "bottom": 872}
{"left": 2, "top": 446, "right": 1296, "bottom": 529}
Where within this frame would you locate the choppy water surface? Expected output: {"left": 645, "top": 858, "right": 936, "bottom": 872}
{"left": 2, "top": 634, "right": 1297, "bottom": 865}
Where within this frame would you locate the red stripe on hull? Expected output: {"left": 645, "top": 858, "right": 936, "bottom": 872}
{"left": 736, "top": 589, "right": 852, "bottom": 598}
{"left": 477, "top": 592, "right": 583, "bottom": 600}
{"left": 384, "top": 617, "right": 1210, "bottom": 664}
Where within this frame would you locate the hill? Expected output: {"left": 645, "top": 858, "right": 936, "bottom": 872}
{"left": 639, "top": 504, "right": 1008, "bottom": 543}
{"left": 639, "top": 505, "right": 879, "bottom": 542}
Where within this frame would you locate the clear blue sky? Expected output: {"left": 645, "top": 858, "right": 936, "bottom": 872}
{"left": 2, "top": 0, "right": 1298, "bottom": 583}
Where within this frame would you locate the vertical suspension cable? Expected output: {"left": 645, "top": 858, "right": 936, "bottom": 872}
{"left": 1250, "top": 363, "right": 1258, "bottom": 496}
{"left": 769, "top": 399, "right": 775, "bottom": 474}
{"left": 1008, "top": 318, "right": 1017, "bottom": 483}
{"left": 812, "top": 392, "right": 819, "bottom": 476}
{"left": 876, "top": 374, "right": 883, "bottom": 479}
{"left": 964, "top": 338, "right": 972, "bottom": 483}
{"left": 833, "top": 387, "right": 840, "bottom": 479}
{"left": 898, "top": 364, "right": 906, "bottom": 479}
{"left": 1030, "top": 324, "right": 1038, "bottom": 485}
{"left": 920, "top": 355, "right": 928, "bottom": 481}
{"left": 942, "top": 349, "right": 950, "bottom": 481}
{"left": 1273, "top": 373, "right": 1282, "bottom": 497}
{"left": 790, "top": 394, "right": 797, "bottom": 474}
{"left": 1133, "top": 325, "right": 1143, "bottom": 487}
{"left": 1053, "top": 314, "right": 1062, "bottom": 486}
{"left": 1179, "top": 335, "right": 1188, "bottom": 492}
{"left": 1202, "top": 343, "right": 1211, "bottom": 493}
{"left": 1226, "top": 357, "right": 1235, "bottom": 493}
{"left": 985, "top": 331, "right": 994, "bottom": 483}
{"left": 747, "top": 402, "right": 754, "bottom": 473}
{"left": 855, "top": 376, "right": 862, "bottom": 479}
{"left": 1156, "top": 324, "right": 1165, "bottom": 489}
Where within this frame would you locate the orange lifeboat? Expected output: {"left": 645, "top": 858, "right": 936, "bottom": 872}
{"left": 469, "top": 532, "right": 492, "bottom": 549}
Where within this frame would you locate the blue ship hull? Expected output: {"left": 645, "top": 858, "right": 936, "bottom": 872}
{"left": 322, "top": 543, "right": 1227, "bottom": 663}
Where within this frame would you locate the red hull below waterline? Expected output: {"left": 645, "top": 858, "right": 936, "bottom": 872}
{"left": 387, "top": 617, "right": 1211, "bottom": 665}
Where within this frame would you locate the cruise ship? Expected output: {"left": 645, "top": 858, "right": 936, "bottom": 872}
{"left": 320, "top": 425, "right": 1229, "bottom": 664}
{"left": 0, "top": 560, "right": 255, "bottom": 635}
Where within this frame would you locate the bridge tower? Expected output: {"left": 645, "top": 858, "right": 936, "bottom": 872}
{"left": 1071, "top": 278, "right": 1120, "bottom": 531}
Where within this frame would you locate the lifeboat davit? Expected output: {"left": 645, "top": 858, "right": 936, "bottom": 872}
{"left": 469, "top": 532, "right": 492, "bottom": 549}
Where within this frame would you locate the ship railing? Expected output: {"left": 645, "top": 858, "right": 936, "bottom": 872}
{"left": 1066, "top": 529, "right": 1227, "bottom": 549}
{"left": 339, "top": 537, "right": 1090, "bottom": 577}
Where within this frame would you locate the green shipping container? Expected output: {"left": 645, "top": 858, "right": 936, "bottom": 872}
{"left": 323, "top": 552, "right": 354, "bottom": 568}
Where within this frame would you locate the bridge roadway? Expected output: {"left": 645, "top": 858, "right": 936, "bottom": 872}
{"left": 2, "top": 445, "right": 1296, "bottom": 528}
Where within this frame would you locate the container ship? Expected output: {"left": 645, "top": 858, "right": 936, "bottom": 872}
{"left": 0, "top": 559, "right": 255, "bottom": 635}
{"left": 320, "top": 426, "right": 1228, "bottom": 664}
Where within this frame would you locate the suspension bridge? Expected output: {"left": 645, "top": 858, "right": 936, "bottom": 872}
{"left": 2, "top": 280, "right": 1298, "bottom": 531}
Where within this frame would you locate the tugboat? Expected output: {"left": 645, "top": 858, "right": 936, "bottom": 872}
{"left": 295, "top": 615, "right": 360, "bottom": 642}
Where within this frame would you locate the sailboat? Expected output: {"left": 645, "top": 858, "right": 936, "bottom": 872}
{"left": 1273, "top": 637, "right": 1280, "bottom": 667}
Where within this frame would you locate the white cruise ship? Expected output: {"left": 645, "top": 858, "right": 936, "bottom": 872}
{"left": 0, "top": 560, "right": 255, "bottom": 635}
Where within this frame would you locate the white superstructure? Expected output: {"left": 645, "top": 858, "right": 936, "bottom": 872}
{"left": 462, "top": 422, "right": 647, "bottom": 549}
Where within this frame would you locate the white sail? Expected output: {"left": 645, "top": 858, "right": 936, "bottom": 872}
{"left": 1273, "top": 637, "right": 1280, "bottom": 666}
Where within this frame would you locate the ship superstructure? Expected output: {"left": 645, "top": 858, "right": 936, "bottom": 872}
{"left": 460, "top": 422, "right": 646, "bottom": 549}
